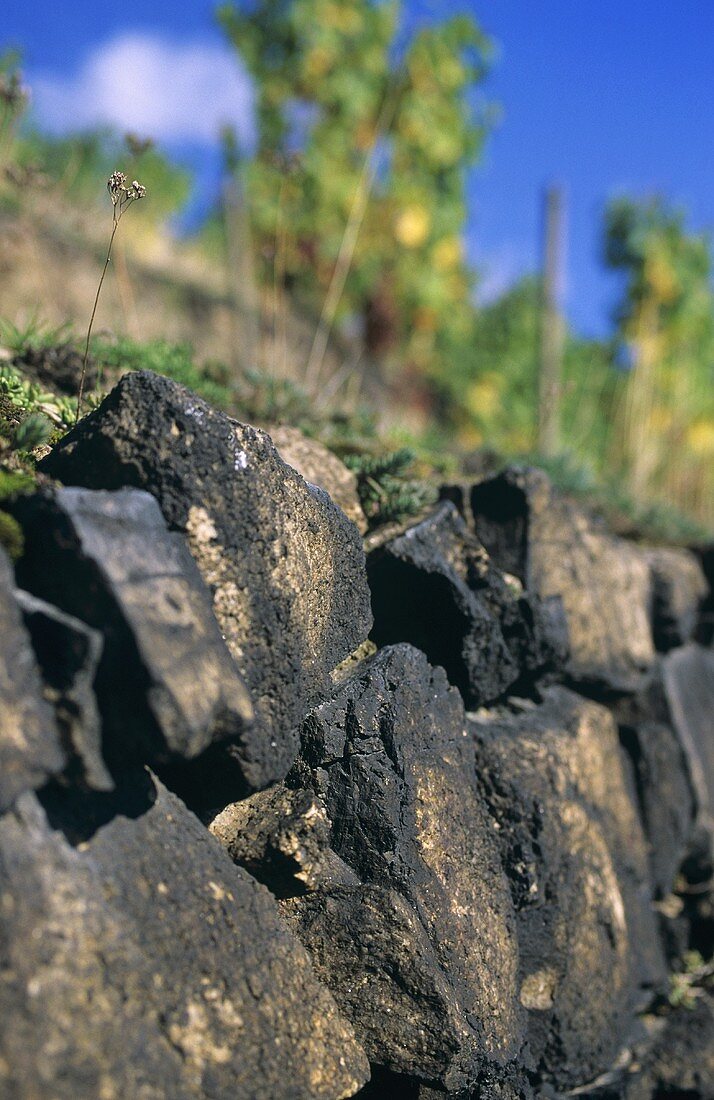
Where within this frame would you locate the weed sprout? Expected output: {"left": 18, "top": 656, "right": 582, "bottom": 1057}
{"left": 76, "top": 171, "right": 146, "bottom": 422}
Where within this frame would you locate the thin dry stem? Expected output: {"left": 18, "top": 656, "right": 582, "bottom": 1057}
{"left": 75, "top": 172, "right": 145, "bottom": 423}
{"left": 304, "top": 86, "right": 399, "bottom": 392}
{"left": 76, "top": 220, "right": 118, "bottom": 423}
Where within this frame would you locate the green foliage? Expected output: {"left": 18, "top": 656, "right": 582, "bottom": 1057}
{"left": 343, "top": 446, "right": 437, "bottom": 529}
{"left": 0, "top": 510, "right": 23, "bottom": 560}
{"left": 464, "top": 278, "right": 615, "bottom": 462}
{"left": 0, "top": 453, "right": 37, "bottom": 564}
{"left": 0, "top": 361, "right": 78, "bottom": 429}
{"left": 0, "top": 467, "right": 34, "bottom": 496}
{"left": 12, "top": 127, "right": 190, "bottom": 224}
{"left": 0, "top": 314, "right": 74, "bottom": 353}
{"left": 91, "top": 336, "right": 235, "bottom": 410}
{"left": 668, "top": 951, "right": 713, "bottom": 1011}
{"left": 11, "top": 412, "right": 53, "bottom": 452}
{"left": 217, "top": 0, "right": 494, "bottom": 399}
{"left": 518, "top": 449, "right": 710, "bottom": 546}
{"left": 604, "top": 196, "right": 714, "bottom": 524}
{"left": 91, "top": 335, "right": 378, "bottom": 443}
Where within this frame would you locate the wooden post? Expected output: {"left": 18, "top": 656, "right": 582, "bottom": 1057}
{"left": 538, "top": 185, "right": 566, "bottom": 456}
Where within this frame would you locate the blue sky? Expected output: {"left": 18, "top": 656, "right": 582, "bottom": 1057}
{"left": 4, "top": 0, "right": 714, "bottom": 336}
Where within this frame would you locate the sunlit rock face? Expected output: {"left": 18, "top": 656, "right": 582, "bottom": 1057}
{"left": 41, "top": 370, "right": 373, "bottom": 786}
{"left": 12, "top": 487, "right": 256, "bottom": 784}
{"left": 269, "top": 645, "right": 525, "bottom": 1093}
{"left": 0, "top": 548, "right": 66, "bottom": 812}
{"left": 0, "top": 776, "right": 369, "bottom": 1100}
{"left": 466, "top": 465, "right": 656, "bottom": 694}
{"left": 470, "top": 687, "right": 666, "bottom": 1089}
{"left": 367, "top": 500, "right": 568, "bottom": 708}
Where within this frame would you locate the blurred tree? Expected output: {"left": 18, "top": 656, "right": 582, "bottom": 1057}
{"left": 464, "top": 275, "right": 613, "bottom": 465}
{"left": 604, "top": 197, "right": 714, "bottom": 522}
{"left": 217, "top": 0, "right": 494, "bottom": 409}
{"left": 12, "top": 128, "right": 191, "bottom": 228}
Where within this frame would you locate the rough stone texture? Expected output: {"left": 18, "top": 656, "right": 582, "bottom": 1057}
{"left": 644, "top": 545, "right": 708, "bottom": 652}
{"left": 695, "top": 541, "right": 714, "bottom": 645}
{"left": 614, "top": 670, "right": 696, "bottom": 899}
{"left": 209, "top": 783, "right": 332, "bottom": 897}
{"left": 573, "top": 995, "right": 714, "bottom": 1099}
{"left": 15, "top": 588, "right": 113, "bottom": 792}
{"left": 469, "top": 466, "right": 655, "bottom": 694}
{"left": 269, "top": 424, "right": 368, "bottom": 534}
{"left": 13, "top": 487, "right": 258, "bottom": 782}
{"left": 283, "top": 644, "right": 524, "bottom": 1092}
{"left": 469, "top": 688, "right": 666, "bottom": 1090}
{"left": 662, "top": 643, "right": 714, "bottom": 854}
{"left": 0, "top": 549, "right": 65, "bottom": 812}
{"left": 41, "top": 371, "right": 373, "bottom": 767}
{"left": 0, "top": 773, "right": 369, "bottom": 1099}
{"left": 368, "top": 502, "right": 567, "bottom": 708}
{"left": 627, "top": 996, "right": 714, "bottom": 1099}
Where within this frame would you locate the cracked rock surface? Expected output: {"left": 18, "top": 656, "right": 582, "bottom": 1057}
{"left": 368, "top": 501, "right": 567, "bottom": 708}
{"left": 468, "top": 466, "right": 655, "bottom": 693}
{"left": 0, "top": 774, "right": 369, "bottom": 1100}
{"left": 13, "top": 487, "right": 258, "bottom": 785}
{"left": 470, "top": 688, "right": 666, "bottom": 1089}
{"left": 41, "top": 371, "right": 373, "bottom": 775}
{"left": 282, "top": 644, "right": 524, "bottom": 1092}
{"left": 0, "top": 549, "right": 65, "bottom": 812}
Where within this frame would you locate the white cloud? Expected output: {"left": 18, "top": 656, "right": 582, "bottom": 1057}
{"left": 30, "top": 33, "right": 255, "bottom": 149}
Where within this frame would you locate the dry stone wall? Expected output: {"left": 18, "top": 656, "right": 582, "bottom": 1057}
{"left": 0, "top": 370, "right": 711, "bottom": 1098}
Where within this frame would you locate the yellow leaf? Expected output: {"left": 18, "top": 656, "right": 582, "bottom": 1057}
{"left": 466, "top": 375, "right": 501, "bottom": 418}
{"left": 432, "top": 236, "right": 462, "bottom": 271}
{"left": 395, "top": 205, "right": 430, "bottom": 248}
{"left": 687, "top": 418, "right": 714, "bottom": 457}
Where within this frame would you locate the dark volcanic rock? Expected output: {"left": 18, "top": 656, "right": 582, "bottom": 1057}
{"left": 696, "top": 541, "right": 714, "bottom": 645}
{"left": 283, "top": 644, "right": 524, "bottom": 1092}
{"left": 269, "top": 424, "right": 368, "bottom": 534}
{"left": 0, "top": 550, "right": 65, "bottom": 812}
{"left": 469, "top": 466, "right": 655, "bottom": 694}
{"left": 644, "top": 545, "right": 708, "bottom": 652}
{"left": 0, "top": 774, "right": 369, "bottom": 1099}
{"left": 662, "top": 644, "right": 714, "bottom": 855}
{"left": 368, "top": 502, "right": 567, "bottom": 708}
{"left": 573, "top": 995, "right": 714, "bottom": 1099}
{"left": 15, "top": 589, "right": 113, "bottom": 792}
{"left": 209, "top": 783, "right": 332, "bottom": 897}
{"left": 614, "top": 670, "right": 696, "bottom": 899}
{"left": 632, "top": 996, "right": 714, "bottom": 1098}
{"left": 13, "top": 487, "right": 258, "bottom": 784}
{"left": 285, "top": 882, "right": 472, "bottom": 1086}
{"left": 12, "top": 342, "right": 97, "bottom": 396}
{"left": 41, "top": 370, "right": 372, "bottom": 766}
{"left": 470, "top": 688, "right": 666, "bottom": 1090}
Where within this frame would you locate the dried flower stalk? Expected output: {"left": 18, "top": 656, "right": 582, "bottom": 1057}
{"left": 75, "top": 171, "right": 146, "bottom": 423}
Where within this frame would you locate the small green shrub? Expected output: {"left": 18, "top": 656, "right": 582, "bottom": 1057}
{"left": 344, "top": 447, "right": 437, "bottom": 530}
{"left": 0, "top": 362, "right": 78, "bottom": 429}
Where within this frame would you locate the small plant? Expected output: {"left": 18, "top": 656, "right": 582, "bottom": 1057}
{"left": 0, "top": 404, "right": 51, "bottom": 560}
{"left": 0, "top": 314, "right": 74, "bottom": 355}
{"left": 344, "top": 447, "right": 438, "bottom": 531}
{"left": 668, "top": 950, "right": 714, "bottom": 1010}
{"left": 11, "top": 412, "right": 53, "bottom": 452}
{"left": 76, "top": 171, "right": 146, "bottom": 422}
{"left": 0, "top": 362, "right": 79, "bottom": 429}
